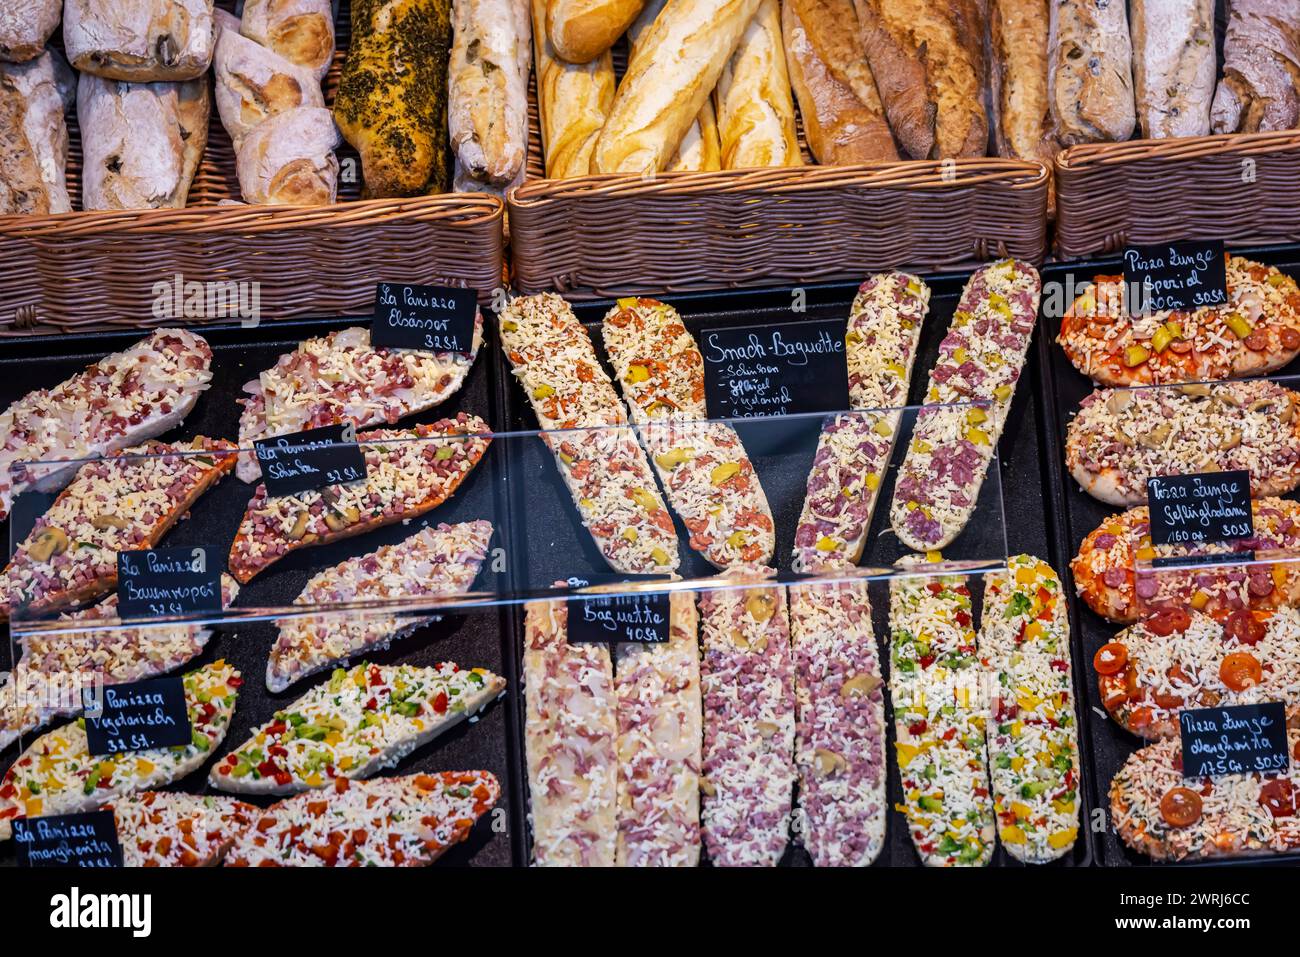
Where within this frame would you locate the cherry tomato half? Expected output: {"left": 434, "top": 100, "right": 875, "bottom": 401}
{"left": 1145, "top": 608, "right": 1192, "bottom": 637}
{"left": 1093, "top": 642, "right": 1128, "bottom": 676}
{"left": 1159, "top": 787, "right": 1204, "bottom": 828}
{"left": 1220, "top": 652, "right": 1264, "bottom": 692}
{"left": 1223, "top": 609, "right": 1267, "bottom": 647}
{"left": 1259, "top": 779, "right": 1295, "bottom": 819}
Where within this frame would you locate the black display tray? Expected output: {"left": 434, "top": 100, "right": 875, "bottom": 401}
{"left": 0, "top": 317, "right": 526, "bottom": 868}
{"left": 499, "top": 276, "right": 1093, "bottom": 867}
{"left": 1035, "top": 243, "right": 1300, "bottom": 867}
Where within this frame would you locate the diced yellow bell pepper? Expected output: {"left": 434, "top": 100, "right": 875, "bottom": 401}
{"left": 726, "top": 530, "right": 748, "bottom": 548}
{"left": 532, "top": 383, "right": 555, "bottom": 399}
{"left": 1048, "top": 828, "right": 1078, "bottom": 849}
{"left": 1011, "top": 801, "right": 1032, "bottom": 820}
{"left": 650, "top": 547, "right": 670, "bottom": 566}
{"left": 622, "top": 528, "right": 639, "bottom": 543}
{"left": 626, "top": 364, "right": 650, "bottom": 383}
{"left": 926, "top": 550, "right": 943, "bottom": 563}
{"left": 617, "top": 297, "right": 639, "bottom": 309}
{"left": 1151, "top": 325, "right": 1174, "bottom": 354}
{"left": 887, "top": 361, "right": 906, "bottom": 378}
{"left": 873, "top": 419, "right": 893, "bottom": 437}
{"left": 967, "top": 408, "right": 988, "bottom": 425}
{"left": 631, "top": 487, "right": 659, "bottom": 511}
{"left": 965, "top": 428, "right": 990, "bottom": 446}
{"left": 994, "top": 384, "right": 1013, "bottom": 401}
{"left": 815, "top": 536, "right": 838, "bottom": 552}
{"left": 710, "top": 462, "right": 741, "bottom": 486}
{"left": 1123, "top": 345, "right": 1151, "bottom": 367}
{"left": 865, "top": 473, "right": 880, "bottom": 491}
{"left": 1000, "top": 825, "right": 1027, "bottom": 844}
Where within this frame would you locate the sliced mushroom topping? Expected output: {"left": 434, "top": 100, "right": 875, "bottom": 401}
{"left": 27, "top": 527, "right": 69, "bottom": 562}
{"left": 90, "top": 513, "right": 130, "bottom": 531}
{"left": 840, "top": 673, "right": 883, "bottom": 698}
{"left": 1139, "top": 423, "right": 1171, "bottom": 448}
{"left": 1106, "top": 389, "right": 1134, "bottom": 414}
{"left": 324, "top": 505, "right": 361, "bottom": 532}
{"left": 814, "top": 748, "right": 848, "bottom": 777}
{"left": 745, "top": 592, "right": 776, "bottom": 623}
{"left": 286, "top": 511, "right": 310, "bottom": 541}
{"left": 756, "top": 721, "right": 779, "bottom": 739}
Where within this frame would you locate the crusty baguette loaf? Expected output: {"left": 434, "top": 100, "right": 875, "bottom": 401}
{"left": 235, "top": 105, "right": 340, "bottom": 205}
{"left": 64, "top": 0, "right": 216, "bottom": 82}
{"left": 989, "top": 0, "right": 1059, "bottom": 185}
{"left": 449, "top": 0, "right": 531, "bottom": 187}
{"left": 530, "top": 0, "right": 614, "bottom": 177}
{"left": 0, "top": 49, "right": 74, "bottom": 214}
{"left": 77, "top": 73, "right": 209, "bottom": 210}
{"left": 0, "top": 0, "right": 61, "bottom": 62}
{"left": 590, "top": 0, "right": 763, "bottom": 174}
{"left": 783, "top": 0, "right": 895, "bottom": 163}
{"left": 241, "top": 0, "right": 335, "bottom": 81}
{"left": 627, "top": 0, "right": 720, "bottom": 171}
{"left": 1048, "top": 0, "right": 1136, "bottom": 145}
{"left": 1131, "top": 0, "right": 1215, "bottom": 138}
{"left": 1211, "top": 0, "right": 1300, "bottom": 134}
{"left": 853, "top": 0, "right": 988, "bottom": 159}
{"left": 713, "top": 0, "right": 802, "bottom": 169}
{"left": 547, "top": 0, "right": 645, "bottom": 63}
{"left": 213, "top": 13, "right": 324, "bottom": 150}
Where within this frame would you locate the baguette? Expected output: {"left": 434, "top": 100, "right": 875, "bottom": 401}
{"left": 601, "top": 297, "right": 775, "bottom": 569}
{"left": 1095, "top": 606, "right": 1300, "bottom": 741}
{"left": 235, "top": 105, "right": 340, "bottom": 205}
{"left": 698, "top": 571, "right": 796, "bottom": 867}
{"left": 225, "top": 772, "right": 501, "bottom": 866}
{"left": 547, "top": 0, "right": 645, "bottom": 63}
{"left": 1065, "top": 380, "right": 1300, "bottom": 507}
{"left": 782, "top": 0, "right": 896, "bottom": 164}
{"left": 523, "top": 597, "right": 619, "bottom": 866}
{"left": 981, "top": 556, "right": 1081, "bottom": 863}
{"left": 1131, "top": 0, "right": 1215, "bottom": 138}
{"left": 590, "top": 0, "right": 763, "bottom": 174}
{"left": 0, "top": 437, "right": 236, "bottom": 622}
{"left": 1111, "top": 731, "right": 1300, "bottom": 861}
{"left": 627, "top": 0, "right": 720, "bottom": 171}
{"left": 1071, "top": 499, "right": 1300, "bottom": 625}
{"left": 213, "top": 17, "right": 324, "bottom": 151}
{"left": 227, "top": 414, "right": 492, "bottom": 583}
{"left": 267, "top": 522, "right": 493, "bottom": 692}
{"left": 853, "top": 0, "right": 988, "bottom": 159}
{"left": 789, "top": 576, "right": 887, "bottom": 867}
{"left": 211, "top": 661, "right": 504, "bottom": 796}
{"left": 64, "top": 0, "right": 215, "bottom": 82}
{"left": 0, "top": 331, "right": 219, "bottom": 505}
{"left": 530, "top": 0, "right": 613, "bottom": 177}
{"left": 793, "top": 273, "right": 930, "bottom": 572}
{"left": 0, "top": 50, "right": 74, "bottom": 215}
{"left": 240, "top": 0, "right": 335, "bottom": 81}
{"left": 713, "top": 0, "right": 801, "bottom": 169}
{"left": 889, "top": 260, "right": 1040, "bottom": 551}
{"left": 888, "top": 563, "right": 995, "bottom": 866}
{"left": 106, "top": 792, "right": 256, "bottom": 867}
{"left": 77, "top": 73, "right": 210, "bottom": 210}
{"left": 0, "top": 0, "right": 60, "bottom": 62}
{"left": 614, "top": 591, "right": 703, "bottom": 867}
{"left": 1048, "top": 0, "right": 1136, "bottom": 145}
{"left": 449, "top": 0, "right": 531, "bottom": 187}
{"left": 1211, "top": 0, "right": 1300, "bottom": 134}
{"left": 988, "top": 0, "right": 1059, "bottom": 188}
{"left": 0, "top": 661, "right": 240, "bottom": 841}
{"left": 498, "top": 293, "right": 680, "bottom": 574}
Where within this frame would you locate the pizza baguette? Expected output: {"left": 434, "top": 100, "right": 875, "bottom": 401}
{"left": 0, "top": 661, "right": 241, "bottom": 841}
{"left": 236, "top": 321, "right": 483, "bottom": 482}
{"left": 698, "top": 569, "right": 796, "bottom": 867}
{"left": 1066, "top": 380, "right": 1300, "bottom": 506}
{"left": 793, "top": 272, "right": 930, "bottom": 572}
{"left": 1057, "top": 256, "right": 1300, "bottom": 387}
{"left": 1, "top": 575, "right": 239, "bottom": 749}
{"left": 1094, "top": 606, "right": 1300, "bottom": 740}
{"left": 106, "top": 792, "right": 256, "bottom": 867}
{"left": 981, "top": 555, "right": 1081, "bottom": 863}
{"left": 1, "top": 437, "right": 237, "bottom": 621}
{"left": 1071, "top": 498, "right": 1300, "bottom": 624}
{"left": 888, "top": 561, "right": 996, "bottom": 866}
{"left": 227, "top": 414, "right": 491, "bottom": 583}
{"left": 788, "top": 574, "right": 887, "bottom": 867}
{"left": 613, "top": 591, "right": 703, "bottom": 867}
{"left": 1110, "top": 731, "right": 1300, "bottom": 862}
{"left": 522, "top": 596, "right": 619, "bottom": 867}
{"left": 0, "top": 329, "right": 213, "bottom": 522}
{"left": 499, "top": 293, "right": 680, "bottom": 575}
{"left": 224, "top": 771, "right": 501, "bottom": 866}
{"left": 212, "top": 661, "right": 505, "bottom": 796}
{"left": 890, "top": 259, "right": 1040, "bottom": 551}
{"left": 267, "top": 521, "right": 494, "bottom": 692}
{"left": 602, "top": 297, "right": 775, "bottom": 569}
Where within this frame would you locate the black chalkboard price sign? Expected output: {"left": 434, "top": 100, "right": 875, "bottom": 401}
{"left": 1146, "top": 470, "right": 1253, "bottom": 546}
{"left": 1180, "top": 702, "right": 1290, "bottom": 778}
{"left": 700, "top": 318, "right": 850, "bottom": 419}
{"left": 117, "top": 546, "right": 222, "bottom": 619}
{"left": 566, "top": 574, "right": 671, "bottom": 644}
{"left": 13, "top": 810, "right": 123, "bottom": 867}
{"left": 254, "top": 423, "right": 369, "bottom": 498}
{"left": 1122, "top": 240, "right": 1228, "bottom": 314}
{"left": 82, "top": 675, "right": 192, "bottom": 756}
{"left": 372, "top": 282, "right": 477, "bottom": 354}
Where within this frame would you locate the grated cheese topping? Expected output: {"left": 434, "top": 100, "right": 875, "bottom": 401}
{"left": 106, "top": 791, "right": 256, "bottom": 867}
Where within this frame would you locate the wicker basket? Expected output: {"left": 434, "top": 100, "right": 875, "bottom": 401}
{"left": 1054, "top": 131, "right": 1300, "bottom": 260}
{"left": 0, "top": 0, "right": 505, "bottom": 337}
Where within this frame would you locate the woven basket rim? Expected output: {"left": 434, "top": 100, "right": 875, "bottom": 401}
{"left": 1057, "top": 129, "right": 1300, "bottom": 171}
